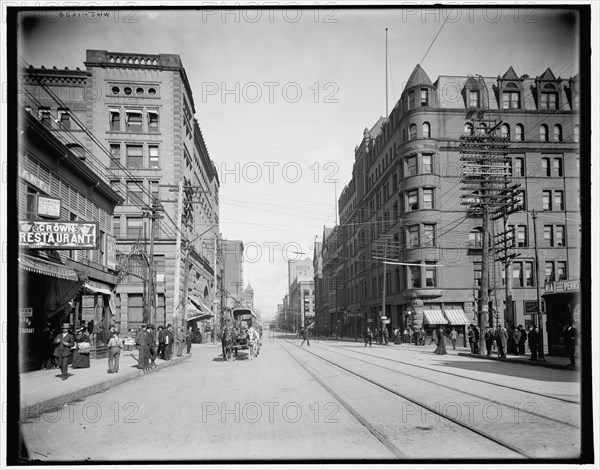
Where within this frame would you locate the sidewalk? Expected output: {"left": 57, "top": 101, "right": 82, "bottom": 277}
{"left": 456, "top": 351, "right": 579, "bottom": 370}
{"left": 19, "top": 346, "right": 201, "bottom": 420}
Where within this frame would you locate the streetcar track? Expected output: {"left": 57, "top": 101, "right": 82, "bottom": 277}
{"left": 277, "top": 338, "right": 533, "bottom": 459}
{"left": 308, "top": 341, "right": 579, "bottom": 429}
{"left": 275, "top": 339, "right": 407, "bottom": 458}
{"left": 285, "top": 336, "right": 581, "bottom": 405}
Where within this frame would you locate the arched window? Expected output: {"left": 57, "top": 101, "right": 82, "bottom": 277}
{"left": 540, "top": 124, "right": 549, "bottom": 142}
{"left": 501, "top": 124, "right": 510, "bottom": 139}
{"left": 464, "top": 123, "right": 473, "bottom": 136}
{"left": 515, "top": 124, "right": 524, "bottom": 141}
{"left": 468, "top": 228, "right": 483, "bottom": 249}
{"left": 574, "top": 124, "right": 579, "bottom": 142}
{"left": 423, "top": 122, "right": 431, "bottom": 138}
{"left": 477, "top": 122, "right": 487, "bottom": 136}
{"left": 553, "top": 124, "right": 562, "bottom": 141}
{"left": 409, "top": 123, "right": 417, "bottom": 140}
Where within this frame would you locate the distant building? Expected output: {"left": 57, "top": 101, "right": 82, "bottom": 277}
{"left": 241, "top": 283, "right": 254, "bottom": 311}
{"left": 221, "top": 240, "right": 244, "bottom": 313}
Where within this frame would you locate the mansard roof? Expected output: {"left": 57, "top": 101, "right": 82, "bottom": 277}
{"left": 405, "top": 64, "right": 433, "bottom": 89}
{"left": 501, "top": 66, "right": 520, "bottom": 80}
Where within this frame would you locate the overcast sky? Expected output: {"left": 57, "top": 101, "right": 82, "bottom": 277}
{"left": 15, "top": 5, "right": 583, "bottom": 319}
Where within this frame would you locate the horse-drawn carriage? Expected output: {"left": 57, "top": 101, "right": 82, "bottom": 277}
{"left": 222, "top": 308, "right": 261, "bottom": 361}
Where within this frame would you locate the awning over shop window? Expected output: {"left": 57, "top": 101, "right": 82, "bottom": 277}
{"left": 189, "top": 296, "right": 213, "bottom": 315}
{"left": 84, "top": 282, "right": 112, "bottom": 295}
{"left": 186, "top": 301, "right": 214, "bottom": 321}
{"left": 423, "top": 309, "right": 446, "bottom": 325}
{"left": 444, "top": 308, "right": 471, "bottom": 325}
{"left": 19, "top": 254, "right": 79, "bottom": 281}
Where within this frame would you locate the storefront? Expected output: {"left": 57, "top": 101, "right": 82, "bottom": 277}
{"left": 543, "top": 279, "right": 581, "bottom": 357}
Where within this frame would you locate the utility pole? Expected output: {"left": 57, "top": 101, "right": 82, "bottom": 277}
{"left": 142, "top": 199, "right": 163, "bottom": 326}
{"left": 532, "top": 209, "right": 545, "bottom": 359}
{"left": 213, "top": 234, "right": 218, "bottom": 344}
{"left": 172, "top": 180, "right": 184, "bottom": 330}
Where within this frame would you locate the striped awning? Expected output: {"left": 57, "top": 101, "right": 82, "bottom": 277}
{"left": 422, "top": 309, "right": 446, "bottom": 325}
{"left": 19, "top": 254, "right": 79, "bottom": 281}
{"left": 444, "top": 308, "right": 471, "bottom": 325}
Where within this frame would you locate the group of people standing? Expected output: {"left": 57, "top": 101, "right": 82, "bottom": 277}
{"left": 135, "top": 324, "right": 194, "bottom": 371}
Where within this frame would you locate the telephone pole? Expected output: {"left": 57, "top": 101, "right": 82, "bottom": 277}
{"left": 142, "top": 199, "right": 163, "bottom": 326}
{"left": 532, "top": 209, "right": 545, "bottom": 358}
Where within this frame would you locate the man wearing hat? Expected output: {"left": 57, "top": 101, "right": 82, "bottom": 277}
{"left": 53, "top": 323, "right": 75, "bottom": 380}
{"left": 164, "top": 324, "right": 174, "bottom": 360}
{"left": 147, "top": 324, "right": 158, "bottom": 367}
{"left": 135, "top": 324, "right": 150, "bottom": 370}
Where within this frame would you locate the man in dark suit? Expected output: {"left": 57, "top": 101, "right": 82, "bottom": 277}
{"left": 156, "top": 326, "right": 165, "bottom": 360}
{"left": 563, "top": 323, "right": 579, "bottom": 367}
{"left": 517, "top": 325, "right": 527, "bottom": 355}
{"left": 527, "top": 326, "right": 538, "bottom": 361}
{"left": 164, "top": 324, "right": 175, "bottom": 360}
{"left": 136, "top": 324, "right": 149, "bottom": 369}
{"left": 53, "top": 323, "right": 75, "bottom": 380}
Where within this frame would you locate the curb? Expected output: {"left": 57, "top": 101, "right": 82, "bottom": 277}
{"left": 20, "top": 354, "right": 191, "bottom": 421}
{"left": 457, "top": 352, "right": 578, "bottom": 371}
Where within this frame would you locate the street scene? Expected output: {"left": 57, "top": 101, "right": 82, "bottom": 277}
{"left": 3, "top": 3, "right": 596, "bottom": 468}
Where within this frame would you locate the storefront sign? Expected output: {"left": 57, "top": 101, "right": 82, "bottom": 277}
{"left": 20, "top": 169, "right": 50, "bottom": 193}
{"left": 524, "top": 300, "right": 539, "bottom": 314}
{"left": 37, "top": 196, "right": 62, "bottom": 218}
{"left": 19, "top": 308, "right": 33, "bottom": 318}
{"left": 19, "top": 220, "right": 98, "bottom": 249}
{"left": 106, "top": 234, "right": 116, "bottom": 270}
{"left": 545, "top": 279, "right": 580, "bottom": 294}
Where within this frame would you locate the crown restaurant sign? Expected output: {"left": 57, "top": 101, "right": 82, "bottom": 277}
{"left": 19, "top": 221, "right": 98, "bottom": 249}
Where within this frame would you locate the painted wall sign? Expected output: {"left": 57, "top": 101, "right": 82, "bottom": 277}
{"left": 19, "top": 220, "right": 98, "bottom": 249}
{"left": 37, "top": 196, "right": 62, "bottom": 218}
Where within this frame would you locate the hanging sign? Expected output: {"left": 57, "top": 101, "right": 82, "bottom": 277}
{"left": 19, "top": 221, "right": 98, "bottom": 249}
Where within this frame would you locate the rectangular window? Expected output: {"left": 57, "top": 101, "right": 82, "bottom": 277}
{"left": 58, "top": 110, "right": 71, "bottom": 130}
{"left": 408, "top": 91, "right": 415, "bottom": 110}
{"left": 469, "top": 90, "right": 480, "bottom": 108}
{"left": 514, "top": 157, "right": 524, "bottom": 177}
{"left": 557, "top": 261, "right": 567, "bottom": 280}
{"left": 541, "top": 158, "right": 551, "bottom": 177}
{"left": 149, "top": 145, "right": 159, "bottom": 169}
{"left": 423, "top": 224, "right": 435, "bottom": 247}
{"left": 541, "top": 92, "right": 558, "bottom": 110}
{"left": 544, "top": 225, "right": 553, "bottom": 246}
{"left": 502, "top": 91, "right": 520, "bottom": 109}
{"left": 126, "top": 110, "right": 143, "bottom": 132}
{"left": 423, "top": 189, "right": 434, "bottom": 209}
{"left": 512, "top": 263, "right": 523, "bottom": 288}
{"left": 554, "top": 191, "right": 564, "bottom": 211}
{"left": 474, "top": 266, "right": 482, "bottom": 287}
{"left": 109, "top": 144, "right": 121, "bottom": 168}
{"left": 407, "top": 190, "right": 418, "bottom": 211}
{"left": 26, "top": 186, "right": 37, "bottom": 219}
{"left": 113, "top": 216, "right": 121, "bottom": 238}
{"left": 422, "top": 154, "right": 432, "bottom": 173}
{"left": 406, "top": 156, "right": 417, "bottom": 176}
{"left": 542, "top": 190, "right": 552, "bottom": 211}
{"left": 410, "top": 266, "right": 421, "bottom": 288}
{"left": 524, "top": 261, "right": 534, "bottom": 287}
{"left": 128, "top": 294, "right": 144, "bottom": 323}
{"left": 553, "top": 158, "right": 563, "bottom": 177}
{"left": 126, "top": 145, "right": 144, "bottom": 169}
{"left": 420, "top": 88, "right": 428, "bottom": 106}
{"left": 126, "top": 217, "right": 144, "bottom": 239}
{"left": 149, "top": 180, "right": 159, "bottom": 203}
{"left": 127, "top": 181, "right": 144, "bottom": 206}
{"left": 148, "top": 111, "right": 159, "bottom": 133}
{"left": 545, "top": 262, "right": 555, "bottom": 283}
{"left": 408, "top": 225, "right": 419, "bottom": 248}
{"left": 39, "top": 108, "right": 52, "bottom": 128}
{"left": 425, "top": 263, "right": 436, "bottom": 287}
{"left": 515, "top": 225, "right": 527, "bottom": 247}
{"left": 109, "top": 110, "right": 121, "bottom": 132}
{"left": 555, "top": 225, "right": 565, "bottom": 247}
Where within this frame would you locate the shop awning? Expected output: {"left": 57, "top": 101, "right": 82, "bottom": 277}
{"left": 189, "top": 296, "right": 213, "bottom": 315}
{"left": 19, "top": 254, "right": 79, "bottom": 281}
{"left": 444, "top": 308, "right": 471, "bottom": 325}
{"left": 84, "top": 282, "right": 112, "bottom": 295}
{"left": 423, "top": 309, "right": 446, "bottom": 325}
{"left": 186, "top": 301, "right": 212, "bottom": 321}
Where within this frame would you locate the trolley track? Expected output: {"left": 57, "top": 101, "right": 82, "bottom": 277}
{"left": 277, "top": 337, "right": 580, "bottom": 459}
{"left": 302, "top": 336, "right": 581, "bottom": 405}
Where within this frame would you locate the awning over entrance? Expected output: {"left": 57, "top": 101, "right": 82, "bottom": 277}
{"left": 19, "top": 254, "right": 79, "bottom": 281}
{"left": 84, "top": 282, "right": 112, "bottom": 295}
{"left": 188, "top": 296, "right": 214, "bottom": 321}
{"left": 444, "top": 308, "right": 471, "bottom": 324}
{"left": 423, "top": 309, "right": 446, "bottom": 324}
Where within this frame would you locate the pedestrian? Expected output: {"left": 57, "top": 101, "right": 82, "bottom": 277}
{"left": 164, "top": 324, "right": 174, "bottom": 360}
{"left": 534, "top": 326, "right": 545, "bottom": 362}
{"left": 473, "top": 325, "right": 481, "bottom": 354}
{"left": 107, "top": 330, "right": 123, "bottom": 373}
{"left": 429, "top": 328, "right": 437, "bottom": 346}
{"left": 417, "top": 327, "right": 425, "bottom": 346}
{"left": 176, "top": 327, "right": 185, "bottom": 356}
{"left": 53, "top": 323, "right": 75, "bottom": 380}
{"left": 40, "top": 322, "right": 56, "bottom": 370}
{"left": 382, "top": 326, "right": 389, "bottom": 345}
{"left": 186, "top": 326, "right": 193, "bottom": 354}
{"left": 467, "top": 325, "right": 476, "bottom": 354}
{"left": 157, "top": 325, "right": 165, "bottom": 359}
{"left": 496, "top": 326, "right": 508, "bottom": 358}
{"left": 135, "top": 324, "right": 150, "bottom": 369}
{"left": 449, "top": 327, "right": 458, "bottom": 350}
{"left": 527, "top": 326, "right": 538, "bottom": 361}
{"left": 433, "top": 327, "right": 447, "bottom": 355}
{"left": 147, "top": 325, "right": 157, "bottom": 366}
{"left": 517, "top": 325, "right": 527, "bottom": 355}
{"left": 484, "top": 327, "right": 495, "bottom": 357}
{"left": 510, "top": 325, "right": 520, "bottom": 355}
{"left": 363, "top": 327, "right": 373, "bottom": 347}
{"left": 72, "top": 326, "right": 91, "bottom": 369}
{"left": 563, "top": 323, "right": 579, "bottom": 368}
{"left": 300, "top": 327, "right": 310, "bottom": 346}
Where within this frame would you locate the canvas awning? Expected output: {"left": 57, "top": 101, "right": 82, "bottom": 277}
{"left": 189, "top": 297, "right": 213, "bottom": 315}
{"left": 444, "top": 308, "right": 471, "bottom": 325}
{"left": 19, "top": 254, "right": 79, "bottom": 281}
{"left": 422, "top": 309, "right": 446, "bottom": 325}
{"left": 186, "top": 301, "right": 213, "bottom": 321}
{"left": 84, "top": 282, "right": 112, "bottom": 295}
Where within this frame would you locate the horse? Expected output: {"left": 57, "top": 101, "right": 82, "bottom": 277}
{"left": 221, "top": 326, "right": 234, "bottom": 361}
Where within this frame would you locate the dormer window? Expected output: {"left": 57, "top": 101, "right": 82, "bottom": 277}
{"left": 469, "top": 90, "right": 480, "bottom": 108}
{"left": 502, "top": 83, "right": 520, "bottom": 109}
{"left": 540, "top": 85, "right": 558, "bottom": 109}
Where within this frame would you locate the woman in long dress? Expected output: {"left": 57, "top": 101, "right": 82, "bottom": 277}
{"left": 72, "top": 326, "right": 91, "bottom": 368}
{"left": 433, "top": 327, "right": 447, "bottom": 355}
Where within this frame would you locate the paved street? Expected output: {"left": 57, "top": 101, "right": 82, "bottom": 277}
{"left": 20, "top": 332, "right": 580, "bottom": 462}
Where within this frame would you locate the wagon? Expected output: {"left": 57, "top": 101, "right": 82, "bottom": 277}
{"left": 222, "top": 308, "right": 261, "bottom": 361}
